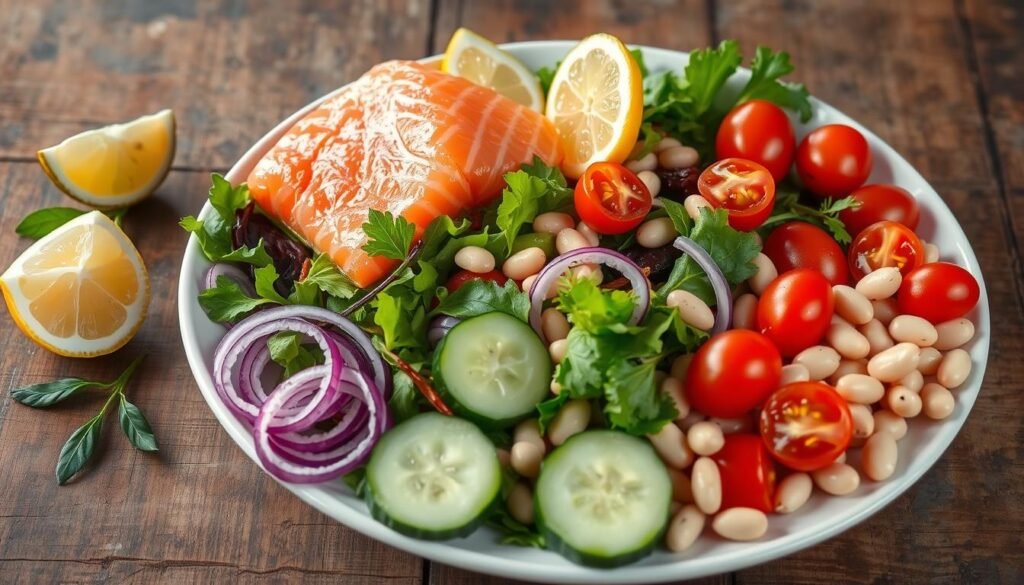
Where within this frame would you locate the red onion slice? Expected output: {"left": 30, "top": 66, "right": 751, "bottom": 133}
{"left": 671, "top": 235, "right": 733, "bottom": 335}
{"left": 427, "top": 315, "right": 462, "bottom": 346}
{"left": 528, "top": 247, "right": 651, "bottom": 342}
{"left": 204, "top": 263, "right": 255, "bottom": 296}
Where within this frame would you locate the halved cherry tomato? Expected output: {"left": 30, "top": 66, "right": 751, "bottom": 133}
{"left": 574, "top": 162, "right": 652, "bottom": 235}
{"left": 763, "top": 222, "right": 849, "bottom": 285}
{"left": 715, "top": 100, "right": 796, "bottom": 181}
{"left": 445, "top": 269, "right": 508, "bottom": 292}
{"left": 839, "top": 184, "right": 920, "bottom": 236}
{"left": 697, "top": 158, "right": 776, "bottom": 231}
{"left": 897, "top": 262, "right": 981, "bottom": 323}
{"left": 685, "top": 330, "right": 782, "bottom": 418}
{"left": 756, "top": 269, "right": 835, "bottom": 357}
{"left": 714, "top": 434, "right": 777, "bottom": 513}
{"left": 760, "top": 382, "right": 853, "bottom": 471}
{"left": 848, "top": 220, "right": 924, "bottom": 280}
{"left": 796, "top": 124, "right": 872, "bottom": 198}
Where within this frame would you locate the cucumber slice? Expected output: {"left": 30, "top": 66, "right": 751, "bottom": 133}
{"left": 366, "top": 413, "right": 501, "bottom": 540}
{"left": 434, "top": 312, "right": 552, "bottom": 427}
{"left": 535, "top": 430, "right": 672, "bottom": 567}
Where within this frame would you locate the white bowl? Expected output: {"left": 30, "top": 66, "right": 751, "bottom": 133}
{"left": 178, "top": 41, "right": 990, "bottom": 584}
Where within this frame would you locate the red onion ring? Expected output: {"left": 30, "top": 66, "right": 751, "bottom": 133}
{"left": 204, "top": 263, "right": 255, "bottom": 296}
{"left": 671, "top": 236, "right": 733, "bottom": 335}
{"left": 427, "top": 315, "right": 462, "bottom": 346}
{"left": 528, "top": 247, "right": 651, "bottom": 342}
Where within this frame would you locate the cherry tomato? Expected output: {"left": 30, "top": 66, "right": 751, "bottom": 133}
{"left": 697, "top": 158, "right": 776, "bottom": 231}
{"left": 715, "top": 100, "right": 796, "bottom": 182}
{"left": 839, "top": 184, "right": 920, "bottom": 236}
{"left": 445, "top": 269, "right": 508, "bottom": 292}
{"left": 897, "top": 262, "right": 981, "bottom": 323}
{"left": 713, "top": 434, "right": 776, "bottom": 513}
{"left": 763, "top": 222, "right": 849, "bottom": 285}
{"left": 760, "top": 382, "right": 853, "bottom": 471}
{"left": 574, "top": 162, "right": 652, "bottom": 235}
{"left": 848, "top": 220, "right": 924, "bottom": 280}
{"left": 795, "top": 124, "right": 872, "bottom": 198}
{"left": 756, "top": 269, "right": 835, "bottom": 357}
{"left": 685, "top": 330, "right": 782, "bottom": 418}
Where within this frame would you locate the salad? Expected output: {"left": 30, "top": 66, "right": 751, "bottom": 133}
{"left": 183, "top": 31, "right": 982, "bottom": 568}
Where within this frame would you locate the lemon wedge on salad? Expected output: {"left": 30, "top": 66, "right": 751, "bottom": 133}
{"left": 0, "top": 211, "right": 150, "bottom": 357}
{"left": 544, "top": 33, "right": 643, "bottom": 179}
{"left": 442, "top": 28, "right": 545, "bottom": 112}
{"left": 37, "top": 109, "right": 175, "bottom": 209}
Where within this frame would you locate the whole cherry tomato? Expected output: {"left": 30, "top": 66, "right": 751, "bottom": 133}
{"left": 848, "top": 220, "right": 924, "bottom": 280}
{"left": 685, "top": 330, "right": 782, "bottom": 418}
{"left": 574, "top": 162, "right": 652, "bottom": 235}
{"left": 897, "top": 262, "right": 981, "bottom": 323}
{"left": 839, "top": 184, "right": 920, "bottom": 236}
{"left": 445, "top": 269, "right": 508, "bottom": 292}
{"left": 763, "top": 222, "right": 849, "bottom": 285}
{"left": 756, "top": 269, "right": 835, "bottom": 357}
{"left": 714, "top": 434, "right": 777, "bottom": 513}
{"left": 760, "top": 382, "right": 853, "bottom": 471}
{"left": 697, "top": 158, "right": 776, "bottom": 231}
{"left": 715, "top": 100, "right": 796, "bottom": 181}
{"left": 796, "top": 124, "right": 872, "bottom": 198}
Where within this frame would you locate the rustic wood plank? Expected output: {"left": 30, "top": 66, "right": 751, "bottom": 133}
{"left": 0, "top": 0, "right": 433, "bottom": 170}
{"left": 711, "top": 1, "right": 1024, "bottom": 582}
{"left": 0, "top": 163, "right": 422, "bottom": 583}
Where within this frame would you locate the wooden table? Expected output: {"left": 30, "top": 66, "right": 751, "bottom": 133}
{"left": 1, "top": 1, "right": 1021, "bottom": 583}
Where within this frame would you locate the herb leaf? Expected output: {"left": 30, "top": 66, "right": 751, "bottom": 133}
{"left": 432, "top": 279, "right": 530, "bottom": 322}
{"left": 118, "top": 395, "right": 158, "bottom": 452}
{"left": 209, "top": 174, "right": 251, "bottom": 224}
{"left": 603, "top": 358, "right": 677, "bottom": 435}
{"left": 303, "top": 253, "right": 359, "bottom": 299}
{"left": 198, "top": 275, "right": 276, "bottom": 323}
{"left": 362, "top": 210, "right": 416, "bottom": 260}
{"left": 737, "top": 46, "right": 812, "bottom": 122}
{"left": 495, "top": 158, "right": 573, "bottom": 252}
{"left": 267, "top": 331, "right": 325, "bottom": 378}
{"left": 536, "top": 393, "right": 569, "bottom": 434}
{"left": 56, "top": 414, "right": 103, "bottom": 485}
{"left": 16, "top": 207, "right": 87, "bottom": 239}
{"left": 11, "top": 378, "right": 105, "bottom": 408}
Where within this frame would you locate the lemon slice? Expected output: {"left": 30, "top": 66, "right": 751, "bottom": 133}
{"left": 544, "top": 34, "right": 644, "bottom": 179}
{"left": 38, "top": 109, "right": 176, "bottom": 209}
{"left": 1, "top": 211, "right": 150, "bottom": 357}
{"left": 442, "top": 28, "right": 545, "bottom": 111}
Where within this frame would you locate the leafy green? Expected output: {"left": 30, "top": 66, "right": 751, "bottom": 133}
{"left": 16, "top": 207, "right": 87, "bottom": 239}
{"left": 556, "top": 276, "right": 636, "bottom": 333}
{"left": 388, "top": 370, "right": 424, "bottom": 424}
{"left": 342, "top": 468, "right": 368, "bottom": 497}
{"left": 198, "top": 275, "right": 275, "bottom": 323}
{"left": 56, "top": 414, "right": 103, "bottom": 485}
{"left": 487, "top": 506, "right": 546, "bottom": 548}
{"left": 536, "top": 393, "right": 569, "bottom": 434}
{"left": 495, "top": 157, "right": 573, "bottom": 252}
{"left": 630, "top": 48, "right": 649, "bottom": 78}
{"left": 603, "top": 358, "right": 677, "bottom": 435}
{"left": 362, "top": 209, "right": 415, "bottom": 260}
{"left": 181, "top": 174, "right": 254, "bottom": 263}
{"left": 267, "top": 331, "right": 326, "bottom": 378}
{"left": 303, "top": 254, "right": 359, "bottom": 299}
{"left": 217, "top": 240, "right": 274, "bottom": 266}
{"left": 736, "top": 47, "right": 812, "bottom": 122}
{"left": 12, "top": 378, "right": 106, "bottom": 408}
{"left": 536, "top": 62, "right": 560, "bottom": 96}
{"left": 374, "top": 289, "right": 428, "bottom": 351}
{"left": 660, "top": 197, "right": 694, "bottom": 236}
{"left": 760, "top": 189, "right": 860, "bottom": 244}
{"left": 209, "top": 174, "right": 251, "bottom": 224}
{"left": 117, "top": 395, "right": 158, "bottom": 452}
{"left": 433, "top": 279, "right": 530, "bottom": 322}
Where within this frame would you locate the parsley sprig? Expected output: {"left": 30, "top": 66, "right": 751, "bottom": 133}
{"left": 760, "top": 189, "right": 860, "bottom": 244}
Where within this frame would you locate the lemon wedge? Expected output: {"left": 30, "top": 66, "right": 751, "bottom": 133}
{"left": 442, "top": 28, "right": 545, "bottom": 112}
{"left": 544, "top": 34, "right": 644, "bottom": 179}
{"left": 1, "top": 211, "right": 150, "bottom": 357}
{"left": 37, "top": 110, "right": 175, "bottom": 209}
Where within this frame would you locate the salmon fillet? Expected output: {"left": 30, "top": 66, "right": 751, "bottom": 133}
{"left": 247, "top": 60, "right": 563, "bottom": 288}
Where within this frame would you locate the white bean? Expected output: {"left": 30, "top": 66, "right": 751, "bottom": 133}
{"left": 520, "top": 274, "right": 538, "bottom": 294}
{"left": 548, "top": 399, "right": 590, "bottom": 446}
{"left": 514, "top": 419, "right": 543, "bottom": 447}
{"left": 889, "top": 315, "right": 938, "bottom": 347}
{"left": 684, "top": 194, "right": 712, "bottom": 220}
{"left": 849, "top": 403, "right": 875, "bottom": 439}
{"left": 637, "top": 170, "right": 662, "bottom": 198}
{"left": 626, "top": 151, "right": 658, "bottom": 173}
{"left": 671, "top": 354, "right": 693, "bottom": 380}
{"left": 774, "top": 473, "right": 813, "bottom": 514}
{"left": 829, "top": 359, "right": 869, "bottom": 385}
{"left": 659, "top": 145, "right": 700, "bottom": 169}
{"left": 647, "top": 423, "right": 693, "bottom": 469}
{"left": 541, "top": 308, "right": 570, "bottom": 342}
{"left": 871, "top": 298, "right": 899, "bottom": 326}
{"left": 917, "top": 347, "right": 944, "bottom": 375}
{"left": 861, "top": 432, "right": 899, "bottom": 481}
{"left": 867, "top": 342, "right": 921, "bottom": 382}
{"left": 661, "top": 376, "right": 690, "bottom": 420}
{"left": 827, "top": 320, "right": 871, "bottom": 359}
{"left": 780, "top": 363, "right": 811, "bottom": 385}
{"left": 933, "top": 318, "right": 975, "bottom": 350}
{"left": 550, "top": 380, "right": 562, "bottom": 395}
{"left": 665, "top": 505, "right": 705, "bottom": 552}
{"left": 860, "top": 319, "right": 895, "bottom": 356}
{"left": 937, "top": 348, "right": 971, "bottom": 389}
{"left": 637, "top": 217, "right": 677, "bottom": 249}
{"left": 555, "top": 228, "right": 590, "bottom": 254}
{"left": 924, "top": 242, "right": 940, "bottom": 263}
{"left": 667, "top": 289, "right": 715, "bottom": 331}
{"left": 548, "top": 338, "right": 568, "bottom": 364}
{"left": 656, "top": 137, "right": 683, "bottom": 152}
{"left": 709, "top": 416, "right": 755, "bottom": 435}
{"left": 510, "top": 441, "right": 543, "bottom": 478}
{"left": 884, "top": 385, "right": 923, "bottom": 418}
{"left": 454, "top": 245, "right": 495, "bottom": 274}
{"left": 793, "top": 346, "right": 841, "bottom": 380}
{"left": 533, "top": 212, "right": 575, "bottom": 235}
{"left": 833, "top": 285, "right": 874, "bottom": 325}
{"left": 899, "top": 369, "right": 924, "bottom": 393}
{"left": 711, "top": 507, "right": 768, "bottom": 541}
{"left": 507, "top": 482, "right": 534, "bottom": 524}
{"left": 576, "top": 221, "right": 601, "bottom": 246}
{"left": 749, "top": 253, "right": 778, "bottom": 295}
{"left": 732, "top": 293, "right": 758, "bottom": 330}
{"left": 687, "top": 421, "right": 725, "bottom": 456}
{"left": 921, "top": 383, "right": 956, "bottom": 420}
{"left": 873, "top": 409, "right": 908, "bottom": 440}
{"left": 503, "top": 247, "right": 546, "bottom": 280}
{"left": 811, "top": 462, "right": 861, "bottom": 495}
{"left": 691, "top": 457, "right": 722, "bottom": 514}
{"left": 835, "top": 374, "right": 885, "bottom": 404}
{"left": 855, "top": 267, "right": 902, "bottom": 300}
